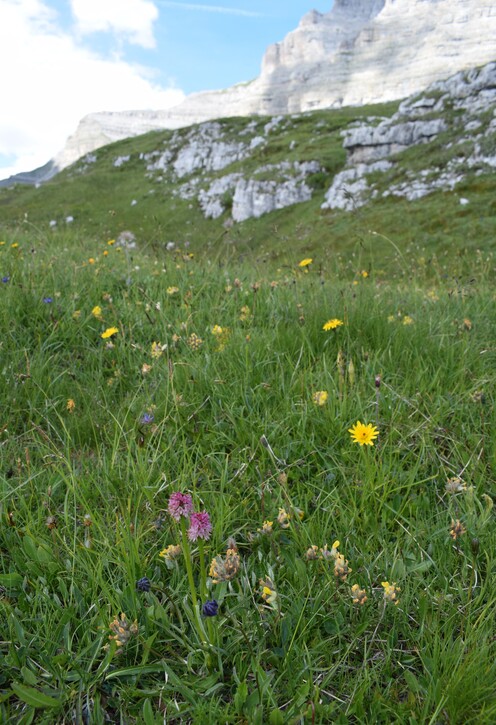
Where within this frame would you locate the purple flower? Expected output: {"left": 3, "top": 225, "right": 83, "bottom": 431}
{"left": 188, "top": 511, "right": 212, "bottom": 542}
{"left": 136, "top": 576, "right": 151, "bottom": 592}
{"left": 42, "top": 296, "right": 53, "bottom": 304}
{"left": 1, "top": 276, "right": 9, "bottom": 283}
{"left": 168, "top": 492, "right": 194, "bottom": 521}
{"left": 201, "top": 599, "right": 218, "bottom": 617}
{"left": 141, "top": 412, "right": 154, "bottom": 425}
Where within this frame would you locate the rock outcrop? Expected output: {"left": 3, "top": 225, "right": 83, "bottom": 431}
{"left": 322, "top": 61, "right": 496, "bottom": 210}
{"left": 4, "top": 0, "right": 496, "bottom": 184}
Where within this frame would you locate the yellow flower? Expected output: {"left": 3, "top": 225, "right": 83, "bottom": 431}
{"left": 257, "top": 520, "right": 274, "bottom": 535}
{"left": 159, "top": 544, "right": 182, "bottom": 562}
{"left": 402, "top": 315, "right": 414, "bottom": 325}
{"left": 107, "top": 239, "right": 116, "bottom": 246}
{"left": 381, "top": 581, "right": 400, "bottom": 605}
{"left": 298, "top": 258, "right": 313, "bottom": 268}
{"left": 166, "top": 286, "right": 179, "bottom": 295}
{"left": 72, "top": 310, "right": 81, "bottom": 320}
{"left": 103, "top": 250, "right": 109, "bottom": 257}
{"left": 323, "top": 318, "right": 344, "bottom": 331}
{"left": 277, "top": 508, "right": 291, "bottom": 529}
{"left": 350, "top": 584, "right": 368, "bottom": 605}
{"left": 92, "top": 305, "right": 102, "bottom": 319}
{"left": 88, "top": 258, "right": 96, "bottom": 264}
{"left": 151, "top": 341, "right": 164, "bottom": 359}
{"left": 66, "top": 399, "right": 76, "bottom": 413}
{"left": 101, "top": 327, "right": 119, "bottom": 339}
{"left": 259, "top": 577, "right": 278, "bottom": 606}
{"left": 361, "top": 270, "right": 369, "bottom": 278}
{"left": 334, "top": 553, "right": 352, "bottom": 581}
{"left": 312, "top": 390, "right": 328, "bottom": 406}
{"left": 211, "top": 325, "right": 223, "bottom": 336}
{"left": 348, "top": 421, "right": 379, "bottom": 446}
{"left": 11, "top": 242, "right": 19, "bottom": 248}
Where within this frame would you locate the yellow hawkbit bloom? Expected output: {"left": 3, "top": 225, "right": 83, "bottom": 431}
{"left": 323, "top": 318, "right": 344, "bottom": 331}
{"left": 334, "top": 554, "right": 352, "bottom": 581}
{"left": 108, "top": 613, "right": 138, "bottom": 649}
{"left": 259, "top": 577, "right": 278, "bottom": 606}
{"left": 209, "top": 548, "right": 240, "bottom": 584}
{"left": 361, "top": 270, "right": 369, "bottom": 278}
{"left": 187, "top": 333, "right": 203, "bottom": 351}
{"left": 257, "top": 520, "right": 273, "bottom": 535}
{"left": 277, "top": 508, "right": 291, "bottom": 529}
{"left": 101, "top": 327, "right": 119, "bottom": 339}
{"left": 159, "top": 544, "right": 182, "bottom": 562}
{"left": 348, "top": 421, "right": 379, "bottom": 446}
{"left": 151, "top": 341, "right": 164, "bottom": 359}
{"left": 72, "top": 310, "right": 81, "bottom": 320}
{"left": 107, "top": 239, "right": 116, "bottom": 245}
{"left": 92, "top": 305, "right": 103, "bottom": 319}
{"left": 211, "top": 325, "right": 223, "bottom": 335}
{"left": 88, "top": 258, "right": 96, "bottom": 265}
{"left": 402, "top": 315, "right": 414, "bottom": 325}
{"left": 166, "top": 286, "right": 179, "bottom": 295}
{"left": 298, "top": 258, "right": 313, "bottom": 268}
{"left": 381, "top": 581, "right": 400, "bottom": 605}
{"left": 445, "top": 477, "right": 466, "bottom": 494}
{"left": 66, "top": 398, "right": 76, "bottom": 413}
{"left": 351, "top": 584, "right": 368, "bottom": 605}
{"left": 449, "top": 519, "right": 467, "bottom": 540}
{"left": 312, "top": 390, "right": 328, "bottom": 406}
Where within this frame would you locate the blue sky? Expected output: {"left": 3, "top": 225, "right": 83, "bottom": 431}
{"left": 0, "top": 1, "right": 333, "bottom": 180}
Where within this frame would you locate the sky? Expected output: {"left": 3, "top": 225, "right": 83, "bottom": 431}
{"left": 0, "top": 0, "right": 332, "bottom": 180}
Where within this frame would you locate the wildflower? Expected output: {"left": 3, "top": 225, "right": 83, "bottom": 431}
{"left": 471, "top": 390, "right": 485, "bottom": 404}
{"left": 107, "top": 239, "right": 116, "bottom": 246}
{"left": 141, "top": 363, "right": 152, "bottom": 375}
{"left": 251, "top": 282, "right": 261, "bottom": 293}
{"left": 101, "top": 327, "right": 119, "bottom": 339}
{"left": 167, "top": 286, "right": 179, "bottom": 295}
{"left": 211, "top": 325, "right": 223, "bottom": 336}
{"left": 257, "top": 520, "right": 273, "bottom": 535}
{"left": 186, "top": 333, "right": 203, "bottom": 351}
{"left": 348, "top": 421, "right": 379, "bottom": 446}
{"left": 445, "top": 477, "right": 466, "bottom": 494}
{"left": 11, "top": 242, "right": 19, "bottom": 249}
{"left": 202, "top": 600, "right": 219, "bottom": 617}
{"left": 1, "top": 276, "right": 9, "bottom": 283}
{"left": 312, "top": 390, "right": 328, "bottom": 406}
{"left": 463, "top": 318, "right": 472, "bottom": 331}
{"left": 159, "top": 544, "right": 182, "bottom": 561}
{"left": 46, "top": 515, "right": 57, "bottom": 530}
{"left": 259, "top": 577, "right": 278, "bottom": 606}
{"left": 103, "top": 250, "right": 109, "bottom": 257}
{"left": 387, "top": 315, "right": 395, "bottom": 323}
{"left": 42, "top": 297, "right": 53, "bottom": 304}
{"left": 209, "top": 548, "right": 240, "bottom": 584}
{"left": 88, "top": 258, "right": 96, "bottom": 265}
{"left": 361, "top": 270, "right": 369, "bottom": 278}
{"left": 305, "top": 545, "right": 320, "bottom": 561}
{"left": 72, "top": 310, "right": 81, "bottom": 320}
{"left": 168, "top": 492, "right": 194, "bottom": 521}
{"left": 188, "top": 511, "right": 212, "bottom": 542}
{"left": 351, "top": 584, "right": 368, "bottom": 605}
{"left": 83, "top": 514, "right": 92, "bottom": 527}
{"left": 320, "top": 540, "right": 340, "bottom": 560}
{"left": 66, "top": 398, "right": 76, "bottom": 413}
{"left": 277, "top": 508, "right": 291, "bottom": 529}
{"left": 402, "top": 315, "right": 414, "bottom": 325}
{"left": 136, "top": 577, "right": 151, "bottom": 592}
{"left": 239, "top": 305, "right": 251, "bottom": 322}
{"left": 334, "top": 554, "right": 352, "bottom": 582}
{"left": 92, "top": 305, "right": 102, "bottom": 319}
{"left": 298, "top": 258, "right": 313, "bottom": 268}
{"left": 323, "top": 318, "right": 343, "bottom": 331}
{"left": 449, "top": 519, "right": 467, "bottom": 540}
{"left": 108, "top": 613, "right": 138, "bottom": 649}
{"left": 140, "top": 412, "right": 154, "bottom": 425}
{"left": 151, "top": 341, "right": 164, "bottom": 358}
{"left": 381, "top": 581, "right": 400, "bottom": 605}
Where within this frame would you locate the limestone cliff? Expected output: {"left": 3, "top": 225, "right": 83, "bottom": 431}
{"left": 8, "top": 0, "right": 496, "bottom": 181}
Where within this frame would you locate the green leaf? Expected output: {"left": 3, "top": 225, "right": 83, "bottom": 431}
{"left": 234, "top": 681, "right": 248, "bottom": 713}
{"left": 269, "top": 709, "right": 285, "bottom": 725}
{"left": 142, "top": 698, "right": 158, "bottom": 725}
{"left": 11, "top": 683, "right": 61, "bottom": 709}
{"left": 20, "top": 667, "right": 38, "bottom": 686}
{"left": 0, "top": 573, "right": 23, "bottom": 588}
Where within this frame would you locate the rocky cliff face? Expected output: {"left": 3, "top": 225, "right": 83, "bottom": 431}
{"left": 6, "top": 0, "right": 496, "bottom": 183}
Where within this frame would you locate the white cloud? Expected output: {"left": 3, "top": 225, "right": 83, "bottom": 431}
{"left": 0, "top": 0, "right": 184, "bottom": 179}
{"left": 156, "top": 1, "right": 263, "bottom": 17}
{"left": 71, "top": 0, "right": 159, "bottom": 48}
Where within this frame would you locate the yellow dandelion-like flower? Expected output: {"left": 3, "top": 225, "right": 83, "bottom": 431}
{"left": 298, "top": 258, "right": 313, "bottom": 268}
{"left": 166, "top": 286, "right": 179, "bottom": 295}
{"left": 88, "top": 258, "right": 96, "bottom": 265}
{"left": 361, "top": 270, "right": 369, "bottom": 278}
{"left": 107, "top": 239, "right": 116, "bottom": 246}
{"left": 92, "top": 305, "right": 102, "bottom": 319}
{"left": 11, "top": 242, "right": 19, "bottom": 248}
{"left": 323, "top": 318, "right": 344, "bottom": 331}
{"left": 72, "top": 310, "right": 81, "bottom": 320}
{"left": 402, "top": 315, "right": 414, "bottom": 325}
{"left": 101, "top": 327, "right": 119, "bottom": 339}
{"left": 211, "top": 325, "right": 223, "bottom": 336}
{"left": 66, "top": 398, "right": 76, "bottom": 413}
{"left": 348, "top": 421, "right": 379, "bottom": 446}
{"left": 312, "top": 390, "right": 328, "bottom": 406}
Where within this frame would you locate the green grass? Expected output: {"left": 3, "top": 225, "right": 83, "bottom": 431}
{"left": 0, "top": 230, "right": 494, "bottom": 723}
